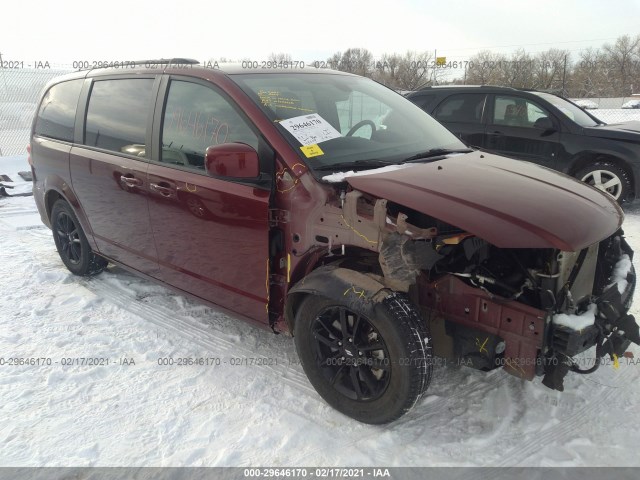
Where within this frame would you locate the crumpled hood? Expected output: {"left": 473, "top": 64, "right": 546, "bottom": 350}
{"left": 583, "top": 121, "right": 640, "bottom": 142}
{"left": 346, "top": 152, "right": 623, "bottom": 251}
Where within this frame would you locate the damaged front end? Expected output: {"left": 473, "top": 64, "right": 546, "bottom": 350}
{"left": 413, "top": 226, "right": 637, "bottom": 391}
{"left": 542, "top": 234, "right": 637, "bottom": 389}
{"left": 305, "top": 155, "right": 639, "bottom": 391}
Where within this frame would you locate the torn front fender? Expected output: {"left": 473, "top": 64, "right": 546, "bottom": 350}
{"left": 285, "top": 266, "right": 391, "bottom": 334}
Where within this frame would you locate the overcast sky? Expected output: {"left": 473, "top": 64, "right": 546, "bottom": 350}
{"left": 1, "top": 0, "right": 639, "bottom": 66}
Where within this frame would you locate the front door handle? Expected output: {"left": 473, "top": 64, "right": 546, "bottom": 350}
{"left": 150, "top": 182, "right": 174, "bottom": 198}
{"left": 120, "top": 175, "right": 143, "bottom": 187}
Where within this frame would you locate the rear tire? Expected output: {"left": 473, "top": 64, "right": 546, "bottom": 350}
{"left": 576, "top": 161, "right": 631, "bottom": 203}
{"left": 51, "top": 200, "right": 108, "bottom": 276}
{"left": 294, "top": 292, "right": 432, "bottom": 424}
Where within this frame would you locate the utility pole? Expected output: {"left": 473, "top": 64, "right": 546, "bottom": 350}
{"left": 433, "top": 49, "right": 437, "bottom": 85}
{"left": 561, "top": 54, "right": 567, "bottom": 97}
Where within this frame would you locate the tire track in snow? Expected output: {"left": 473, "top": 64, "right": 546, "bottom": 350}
{"left": 287, "top": 367, "right": 510, "bottom": 466}
{"left": 78, "top": 274, "right": 317, "bottom": 396}
{"left": 0, "top": 205, "right": 36, "bottom": 216}
{"left": 494, "top": 364, "right": 637, "bottom": 467}
{"left": 79, "top": 271, "right": 366, "bottom": 465}
{"left": 457, "top": 364, "right": 638, "bottom": 475}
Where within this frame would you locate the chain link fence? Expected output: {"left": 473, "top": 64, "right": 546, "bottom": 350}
{"left": 570, "top": 97, "right": 640, "bottom": 124}
{"left": 590, "top": 108, "right": 640, "bottom": 124}
{"left": 0, "top": 66, "right": 72, "bottom": 156}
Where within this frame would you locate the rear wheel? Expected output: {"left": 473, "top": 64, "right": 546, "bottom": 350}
{"left": 51, "top": 200, "right": 108, "bottom": 276}
{"left": 577, "top": 161, "right": 631, "bottom": 203}
{"left": 294, "top": 292, "right": 432, "bottom": 424}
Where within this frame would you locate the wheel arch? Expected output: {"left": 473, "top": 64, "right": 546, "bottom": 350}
{"left": 285, "top": 265, "right": 391, "bottom": 336}
{"left": 44, "top": 185, "right": 98, "bottom": 251}
{"left": 44, "top": 189, "right": 65, "bottom": 220}
{"left": 568, "top": 152, "right": 635, "bottom": 194}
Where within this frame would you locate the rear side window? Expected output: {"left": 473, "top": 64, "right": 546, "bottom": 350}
{"left": 84, "top": 79, "right": 154, "bottom": 156}
{"left": 434, "top": 93, "right": 486, "bottom": 124}
{"left": 34, "top": 79, "right": 83, "bottom": 142}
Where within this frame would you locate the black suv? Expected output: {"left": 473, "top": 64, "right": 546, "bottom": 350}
{"left": 406, "top": 86, "right": 640, "bottom": 202}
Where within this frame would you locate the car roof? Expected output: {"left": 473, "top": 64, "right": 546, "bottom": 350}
{"left": 407, "top": 85, "right": 555, "bottom": 96}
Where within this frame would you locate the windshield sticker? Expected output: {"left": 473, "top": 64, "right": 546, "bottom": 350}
{"left": 257, "top": 90, "right": 314, "bottom": 117}
{"left": 300, "top": 144, "right": 324, "bottom": 158}
{"left": 279, "top": 113, "right": 342, "bottom": 146}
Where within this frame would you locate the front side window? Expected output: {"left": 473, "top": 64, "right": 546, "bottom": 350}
{"left": 84, "top": 79, "right": 154, "bottom": 155}
{"left": 434, "top": 93, "right": 486, "bottom": 124}
{"left": 409, "top": 94, "right": 436, "bottom": 111}
{"left": 34, "top": 79, "right": 83, "bottom": 142}
{"left": 161, "top": 81, "right": 259, "bottom": 170}
{"left": 492, "top": 95, "right": 549, "bottom": 128}
{"left": 231, "top": 73, "right": 465, "bottom": 171}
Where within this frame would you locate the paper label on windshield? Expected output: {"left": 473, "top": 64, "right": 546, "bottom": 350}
{"left": 279, "top": 113, "right": 341, "bottom": 146}
{"left": 300, "top": 144, "right": 324, "bottom": 158}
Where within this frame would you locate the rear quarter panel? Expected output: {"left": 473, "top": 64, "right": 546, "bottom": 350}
{"left": 31, "top": 137, "right": 97, "bottom": 250}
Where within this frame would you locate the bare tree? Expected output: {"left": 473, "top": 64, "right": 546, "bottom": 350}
{"left": 570, "top": 47, "right": 613, "bottom": 97}
{"left": 465, "top": 50, "right": 506, "bottom": 85}
{"left": 374, "top": 51, "right": 437, "bottom": 90}
{"left": 531, "top": 49, "right": 569, "bottom": 92}
{"left": 327, "top": 48, "right": 374, "bottom": 77}
{"left": 497, "top": 49, "right": 533, "bottom": 88}
{"left": 373, "top": 52, "right": 402, "bottom": 87}
{"left": 603, "top": 35, "right": 640, "bottom": 96}
{"left": 268, "top": 52, "right": 293, "bottom": 63}
{"left": 327, "top": 35, "right": 639, "bottom": 96}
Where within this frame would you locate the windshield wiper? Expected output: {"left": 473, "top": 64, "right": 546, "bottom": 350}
{"left": 403, "top": 148, "right": 474, "bottom": 163}
{"left": 313, "top": 159, "right": 397, "bottom": 171}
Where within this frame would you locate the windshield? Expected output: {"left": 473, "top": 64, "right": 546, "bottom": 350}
{"left": 231, "top": 73, "right": 466, "bottom": 171}
{"left": 530, "top": 92, "right": 600, "bottom": 127}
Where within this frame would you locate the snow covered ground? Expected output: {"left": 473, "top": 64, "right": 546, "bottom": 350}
{"left": 1, "top": 159, "right": 640, "bottom": 467}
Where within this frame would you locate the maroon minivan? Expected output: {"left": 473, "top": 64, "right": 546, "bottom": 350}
{"left": 29, "top": 59, "right": 638, "bottom": 423}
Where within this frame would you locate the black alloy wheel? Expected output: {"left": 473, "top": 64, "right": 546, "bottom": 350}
{"left": 311, "top": 305, "right": 391, "bottom": 401}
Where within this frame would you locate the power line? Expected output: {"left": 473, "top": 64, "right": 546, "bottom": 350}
{"left": 438, "top": 37, "right": 624, "bottom": 52}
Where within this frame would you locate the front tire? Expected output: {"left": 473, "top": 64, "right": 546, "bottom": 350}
{"left": 294, "top": 292, "right": 432, "bottom": 424}
{"left": 51, "top": 200, "right": 108, "bottom": 276}
{"left": 577, "top": 161, "right": 631, "bottom": 203}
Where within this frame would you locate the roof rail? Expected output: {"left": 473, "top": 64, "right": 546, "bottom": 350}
{"left": 419, "top": 84, "right": 516, "bottom": 91}
{"left": 132, "top": 58, "right": 200, "bottom": 65}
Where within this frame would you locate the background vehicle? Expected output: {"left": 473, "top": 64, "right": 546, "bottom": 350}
{"left": 407, "top": 86, "right": 640, "bottom": 203}
{"left": 29, "top": 61, "right": 639, "bottom": 423}
{"left": 573, "top": 99, "right": 599, "bottom": 109}
{"left": 622, "top": 99, "right": 640, "bottom": 109}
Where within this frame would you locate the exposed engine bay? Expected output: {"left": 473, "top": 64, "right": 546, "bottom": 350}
{"left": 307, "top": 188, "right": 639, "bottom": 391}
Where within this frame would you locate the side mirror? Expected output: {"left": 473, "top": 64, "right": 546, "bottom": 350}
{"left": 533, "top": 116, "right": 554, "bottom": 132}
{"left": 205, "top": 143, "right": 259, "bottom": 179}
